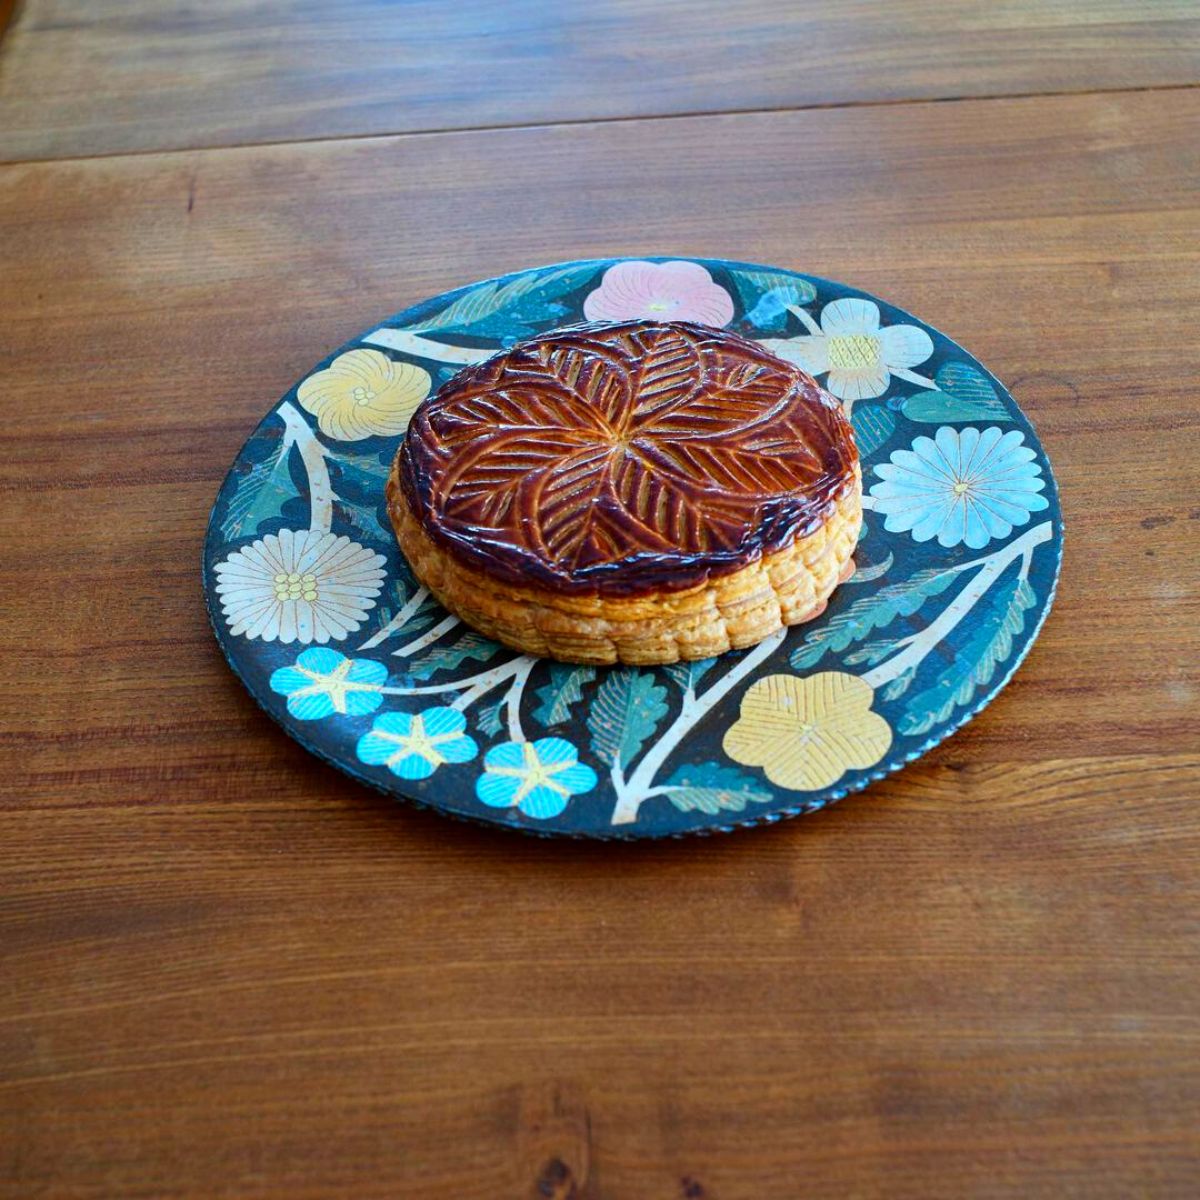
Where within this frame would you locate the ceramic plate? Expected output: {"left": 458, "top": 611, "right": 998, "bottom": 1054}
{"left": 203, "top": 257, "right": 1062, "bottom": 838}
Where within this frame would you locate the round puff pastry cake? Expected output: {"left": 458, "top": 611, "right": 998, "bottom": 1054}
{"left": 387, "top": 320, "right": 861, "bottom": 665}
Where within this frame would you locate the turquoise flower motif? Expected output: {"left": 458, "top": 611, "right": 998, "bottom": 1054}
{"left": 870, "top": 426, "right": 1047, "bottom": 550}
{"left": 356, "top": 707, "right": 478, "bottom": 780}
{"left": 476, "top": 738, "right": 598, "bottom": 820}
{"left": 269, "top": 647, "right": 387, "bottom": 720}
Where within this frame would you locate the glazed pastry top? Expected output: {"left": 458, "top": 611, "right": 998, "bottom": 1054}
{"left": 398, "top": 320, "right": 858, "bottom": 597}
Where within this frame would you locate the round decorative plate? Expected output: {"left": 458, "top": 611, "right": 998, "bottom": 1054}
{"left": 204, "top": 257, "right": 1062, "bottom": 838}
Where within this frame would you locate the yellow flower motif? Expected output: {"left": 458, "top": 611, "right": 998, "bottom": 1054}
{"left": 297, "top": 349, "right": 431, "bottom": 441}
{"left": 723, "top": 672, "right": 892, "bottom": 791}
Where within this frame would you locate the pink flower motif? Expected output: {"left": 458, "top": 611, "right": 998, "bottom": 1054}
{"left": 582, "top": 260, "right": 734, "bottom": 327}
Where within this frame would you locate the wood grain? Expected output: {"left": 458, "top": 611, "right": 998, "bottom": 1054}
{"left": 1, "top": 0, "right": 1199, "bottom": 161}
{"left": 2, "top": 85, "right": 1199, "bottom": 1196}
{"left": 0, "top": 0, "right": 18, "bottom": 43}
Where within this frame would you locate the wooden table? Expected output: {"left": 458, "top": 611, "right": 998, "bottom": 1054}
{"left": 2, "top": 3, "right": 1198, "bottom": 1196}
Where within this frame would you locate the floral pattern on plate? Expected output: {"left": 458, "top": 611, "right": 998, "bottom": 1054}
{"left": 213, "top": 529, "right": 385, "bottom": 644}
{"left": 761, "top": 297, "right": 933, "bottom": 406}
{"left": 356, "top": 708, "right": 479, "bottom": 780}
{"left": 297, "top": 349, "right": 431, "bottom": 441}
{"left": 583, "top": 260, "right": 734, "bottom": 326}
{"left": 203, "top": 257, "right": 1062, "bottom": 837}
{"left": 870, "top": 426, "right": 1048, "bottom": 549}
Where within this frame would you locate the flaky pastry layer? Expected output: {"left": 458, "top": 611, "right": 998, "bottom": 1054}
{"left": 387, "top": 463, "right": 862, "bottom": 665}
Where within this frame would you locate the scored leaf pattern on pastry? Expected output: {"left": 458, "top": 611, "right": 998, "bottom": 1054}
{"left": 401, "top": 321, "right": 858, "bottom": 591}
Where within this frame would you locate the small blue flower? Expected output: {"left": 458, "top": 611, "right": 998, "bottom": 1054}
{"left": 269, "top": 647, "right": 387, "bottom": 720}
{"left": 475, "top": 737, "right": 597, "bottom": 820}
{"left": 870, "top": 426, "right": 1048, "bottom": 550}
{"left": 356, "top": 707, "right": 478, "bottom": 780}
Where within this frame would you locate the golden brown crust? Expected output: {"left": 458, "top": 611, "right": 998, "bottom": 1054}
{"left": 397, "top": 321, "right": 859, "bottom": 598}
{"left": 387, "top": 462, "right": 862, "bottom": 665}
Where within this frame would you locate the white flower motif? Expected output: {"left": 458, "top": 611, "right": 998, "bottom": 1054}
{"left": 214, "top": 528, "right": 386, "bottom": 644}
{"left": 761, "top": 297, "right": 933, "bottom": 402}
{"left": 870, "top": 426, "right": 1049, "bottom": 549}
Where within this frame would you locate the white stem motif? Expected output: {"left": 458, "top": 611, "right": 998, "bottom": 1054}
{"left": 890, "top": 366, "right": 937, "bottom": 390}
{"left": 362, "top": 327, "right": 495, "bottom": 365}
{"left": 451, "top": 686, "right": 485, "bottom": 711}
{"left": 862, "top": 521, "right": 1053, "bottom": 689}
{"left": 356, "top": 586, "right": 430, "bottom": 651}
{"left": 610, "top": 629, "right": 787, "bottom": 826}
{"left": 504, "top": 659, "right": 536, "bottom": 742}
{"left": 447, "top": 657, "right": 534, "bottom": 710}
{"left": 278, "top": 401, "right": 333, "bottom": 533}
{"left": 610, "top": 761, "right": 627, "bottom": 797}
{"left": 392, "top": 613, "right": 460, "bottom": 658}
{"left": 349, "top": 657, "right": 532, "bottom": 709}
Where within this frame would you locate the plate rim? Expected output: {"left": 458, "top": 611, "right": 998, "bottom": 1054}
{"left": 202, "top": 254, "right": 1064, "bottom": 839}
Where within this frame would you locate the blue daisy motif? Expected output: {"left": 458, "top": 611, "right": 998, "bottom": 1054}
{"left": 269, "top": 647, "right": 387, "bottom": 720}
{"left": 356, "top": 707, "right": 478, "bottom": 780}
{"left": 870, "top": 426, "right": 1048, "bottom": 550}
{"left": 475, "top": 738, "right": 598, "bottom": 820}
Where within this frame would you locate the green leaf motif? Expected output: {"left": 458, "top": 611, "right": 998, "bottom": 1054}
{"left": 900, "top": 362, "right": 1011, "bottom": 424}
{"left": 789, "top": 565, "right": 962, "bottom": 670}
{"left": 333, "top": 496, "right": 392, "bottom": 546}
{"left": 733, "top": 269, "right": 817, "bottom": 306}
{"left": 899, "top": 576, "right": 1036, "bottom": 736}
{"left": 843, "top": 638, "right": 902, "bottom": 668}
{"left": 587, "top": 669, "right": 669, "bottom": 769}
{"left": 406, "top": 632, "right": 504, "bottom": 681}
{"left": 661, "top": 762, "right": 773, "bottom": 814}
{"left": 845, "top": 551, "right": 894, "bottom": 586}
{"left": 851, "top": 403, "right": 897, "bottom": 460}
{"left": 532, "top": 665, "right": 597, "bottom": 727}
{"left": 329, "top": 448, "right": 392, "bottom": 494}
{"left": 663, "top": 658, "right": 717, "bottom": 694}
{"left": 477, "top": 700, "right": 504, "bottom": 738}
{"left": 408, "top": 263, "right": 600, "bottom": 338}
{"left": 219, "top": 434, "right": 301, "bottom": 541}
{"left": 881, "top": 666, "right": 918, "bottom": 702}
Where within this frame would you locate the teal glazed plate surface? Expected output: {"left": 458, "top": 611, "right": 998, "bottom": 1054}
{"left": 203, "top": 258, "right": 1062, "bottom": 838}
